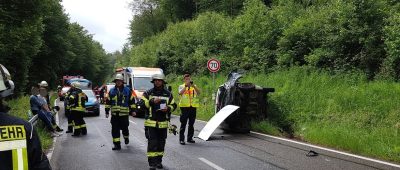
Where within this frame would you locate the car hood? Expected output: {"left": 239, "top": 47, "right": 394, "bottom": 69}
{"left": 85, "top": 98, "right": 98, "bottom": 106}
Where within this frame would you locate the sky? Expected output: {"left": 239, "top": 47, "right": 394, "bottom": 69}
{"left": 62, "top": 0, "right": 133, "bottom": 53}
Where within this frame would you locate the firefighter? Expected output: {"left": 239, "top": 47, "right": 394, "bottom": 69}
{"left": 105, "top": 74, "right": 137, "bottom": 150}
{"left": 67, "top": 82, "right": 88, "bottom": 136}
{"left": 64, "top": 88, "right": 74, "bottom": 133}
{"left": 178, "top": 73, "right": 200, "bottom": 145}
{"left": 0, "top": 64, "right": 52, "bottom": 170}
{"left": 142, "top": 73, "right": 176, "bottom": 170}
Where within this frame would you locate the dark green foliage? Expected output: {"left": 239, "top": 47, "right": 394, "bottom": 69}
{"left": 126, "top": 0, "right": 400, "bottom": 81}
{"left": 0, "top": 0, "right": 112, "bottom": 94}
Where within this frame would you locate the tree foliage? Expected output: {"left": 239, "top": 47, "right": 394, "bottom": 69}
{"left": 125, "top": 0, "right": 400, "bottom": 81}
{"left": 0, "top": 0, "right": 113, "bottom": 95}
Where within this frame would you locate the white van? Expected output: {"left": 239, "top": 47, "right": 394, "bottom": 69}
{"left": 116, "top": 67, "right": 164, "bottom": 116}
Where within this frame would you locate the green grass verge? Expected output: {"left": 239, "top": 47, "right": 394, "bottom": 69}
{"left": 167, "top": 67, "right": 400, "bottom": 163}
{"left": 7, "top": 92, "right": 58, "bottom": 151}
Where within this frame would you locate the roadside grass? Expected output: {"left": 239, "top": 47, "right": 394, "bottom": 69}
{"left": 7, "top": 92, "right": 58, "bottom": 151}
{"left": 168, "top": 67, "right": 400, "bottom": 163}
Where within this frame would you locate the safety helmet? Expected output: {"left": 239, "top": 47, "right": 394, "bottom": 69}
{"left": 113, "top": 74, "right": 124, "bottom": 82}
{"left": 39, "top": 81, "right": 48, "bottom": 87}
{"left": 151, "top": 73, "right": 167, "bottom": 84}
{"left": 71, "top": 81, "right": 80, "bottom": 88}
{"left": 0, "top": 64, "right": 15, "bottom": 98}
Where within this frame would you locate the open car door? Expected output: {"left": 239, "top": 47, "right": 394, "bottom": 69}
{"left": 197, "top": 105, "right": 239, "bottom": 141}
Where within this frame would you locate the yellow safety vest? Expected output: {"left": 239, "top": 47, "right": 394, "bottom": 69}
{"left": 178, "top": 84, "right": 199, "bottom": 108}
{"left": 0, "top": 125, "right": 29, "bottom": 170}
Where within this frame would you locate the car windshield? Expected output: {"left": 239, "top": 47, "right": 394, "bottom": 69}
{"left": 83, "top": 90, "right": 95, "bottom": 98}
{"left": 68, "top": 79, "right": 92, "bottom": 89}
{"left": 134, "top": 77, "right": 153, "bottom": 91}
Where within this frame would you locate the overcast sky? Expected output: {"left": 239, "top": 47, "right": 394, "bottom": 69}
{"left": 62, "top": 0, "right": 133, "bottom": 53}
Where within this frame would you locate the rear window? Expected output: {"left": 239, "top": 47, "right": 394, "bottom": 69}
{"left": 134, "top": 77, "right": 153, "bottom": 91}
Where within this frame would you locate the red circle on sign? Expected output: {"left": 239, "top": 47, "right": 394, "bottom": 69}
{"left": 207, "top": 59, "right": 221, "bottom": 72}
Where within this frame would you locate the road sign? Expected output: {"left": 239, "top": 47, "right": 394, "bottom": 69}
{"left": 207, "top": 59, "right": 221, "bottom": 73}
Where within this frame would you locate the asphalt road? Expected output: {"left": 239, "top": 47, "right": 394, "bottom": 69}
{"left": 50, "top": 101, "right": 396, "bottom": 170}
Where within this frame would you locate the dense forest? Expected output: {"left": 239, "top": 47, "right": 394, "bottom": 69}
{"left": 0, "top": 0, "right": 114, "bottom": 95}
{"left": 120, "top": 0, "right": 400, "bottom": 81}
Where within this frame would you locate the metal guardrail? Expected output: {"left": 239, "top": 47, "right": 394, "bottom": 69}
{"left": 28, "top": 114, "right": 39, "bottom": 126}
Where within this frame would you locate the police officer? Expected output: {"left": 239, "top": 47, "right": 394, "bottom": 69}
{"left": 105, "top": 74, "right": 137, "bottom": 150}
{"left": 142, "top": 74, "right": 176, "bottom": 170}
{"left": 178, "top": 73, "right": 200, "bottom": 145}
{"left": 67, "top": 82, "right": 88, "bottom": 136}
{"left": 0, "top": 64, "right": 52, "bottom": 170}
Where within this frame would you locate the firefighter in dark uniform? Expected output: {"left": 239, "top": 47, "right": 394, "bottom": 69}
{"left": 142, "top": 73, "right": 176, "bottom": 170}
{"left": 64, "top": 88, "right": 74, "bottom": 133}
{"left": 0, "top": 64, "right": 52, "bottom": 170}
{"left": 105, "top": 74, "right": 137, "bottom": 150}
{"left": 67, "top": 82, "right": 88, "bottom": 136}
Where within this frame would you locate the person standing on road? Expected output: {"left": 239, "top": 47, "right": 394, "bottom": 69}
{"left": 67, "top": 82, "right": 88, "bottom": 137}
{"left": 0, "top": 64, "right": 52, "bottom": 170}
{"left": 105, "top": 74, "right": 137, "bottom": 150}
{"left": 178, "top": 73, "right": 200, "bottom": 145}
{"left": 142, "top": 73, "right": 177, "bottom": 170}
{"left": 64, "top": 87, "right": 74, "bottom": 133}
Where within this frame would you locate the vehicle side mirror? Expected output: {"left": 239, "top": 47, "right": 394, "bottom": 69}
{"left": 168, "top": 86, "right": 172, "bottom": 92}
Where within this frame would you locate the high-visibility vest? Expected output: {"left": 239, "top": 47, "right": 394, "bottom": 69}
{"left": 178, "top": 84, "right": 199, "bottom": 108}
{"left": 0, "top": 125, "right": 29, "bottom": 170}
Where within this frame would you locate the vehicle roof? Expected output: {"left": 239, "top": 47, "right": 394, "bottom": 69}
{"left": 126, "top": 67, "right": 163, "bottom": 77}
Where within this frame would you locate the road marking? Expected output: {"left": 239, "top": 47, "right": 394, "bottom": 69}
{"left": 46, "top": 99, "right": 60, "bottom": 160}
{"left": 198, "top": 157, "right": 225, "bottom": 170}
{"left": 129, "top": 120, "right": 137, "bottom": 125}
{"left": 250, "top": 131, "right": 400, "bottom": 169}
{"left": 184, "top": 114, "right": 400, "bottom": 169}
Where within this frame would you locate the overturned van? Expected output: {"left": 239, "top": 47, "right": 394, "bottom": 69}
{"left": 215, "top": 72, "right": 275, "bottom": 133}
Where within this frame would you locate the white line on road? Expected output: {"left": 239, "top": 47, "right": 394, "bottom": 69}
{"left": 250, "top": 131, "right": 400, "bottom": 169}
{"left": 198, "top": 157, "right": 225, "bottom": 170}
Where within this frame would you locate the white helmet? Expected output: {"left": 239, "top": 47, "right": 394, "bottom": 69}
{"left": 114, "top": 74, "right": 124, "bottom": 82}
{"left": 151, "top": 73, "right": 167, "bottom": 84}
{"left": 0, "top": 64, "right": 14, "bottom": 98}
{"left": 39, "top": 81, "right": 48, "bottom": 87}
{"left": 71, "top": 81, "right": 80, "bottom": 88}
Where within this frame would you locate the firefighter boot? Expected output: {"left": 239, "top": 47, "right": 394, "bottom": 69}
{"left": 72, "top": 129, "right": 81, "bottom": 137}
{"left": 55, "top": 126, "right": 64, "bottom": 132}
{"left": 66, "top": 126, "right": 73, "bottom": 133}
{"left": 156, "top": 163, "right": 163, "bottom": 169}
{"left": 112, "top": 143, "right": 121, "bottom": 150}
{"left": 124, "top": 137, "right": 129, "bottom": 145}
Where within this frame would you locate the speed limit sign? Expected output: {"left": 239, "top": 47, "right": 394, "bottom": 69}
{"left": 207, "top": 58, "right": 221, "bottom": 73}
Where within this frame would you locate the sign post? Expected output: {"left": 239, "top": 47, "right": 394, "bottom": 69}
{"left": 207, "top": 58, "right": 221, "bottom": 100}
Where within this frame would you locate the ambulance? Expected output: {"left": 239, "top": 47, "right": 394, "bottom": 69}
{"left": 115, "top": 67, "right": 164, "bottom": 117}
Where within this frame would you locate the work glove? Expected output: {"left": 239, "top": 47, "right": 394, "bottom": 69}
{"left": 168, "top": 124, "right": 178, "bottom": 136}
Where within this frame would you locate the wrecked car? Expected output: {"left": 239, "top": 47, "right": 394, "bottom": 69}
{"left": 215, "top": 72, "right": 275, "bottom": 133}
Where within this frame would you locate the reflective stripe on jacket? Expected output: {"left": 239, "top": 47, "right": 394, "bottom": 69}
{"left": 105, "top": 86, "right": 136, "bottom": 116}
{"left": 68, "top": 88, "right": 87, "bottom": 112}
{"left": 142, "top": 87, "right": 176, "bottom": 128}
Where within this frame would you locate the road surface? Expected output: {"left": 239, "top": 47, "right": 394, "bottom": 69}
{"left": 50, "top": 101, "right": 398, "bottom": 170}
